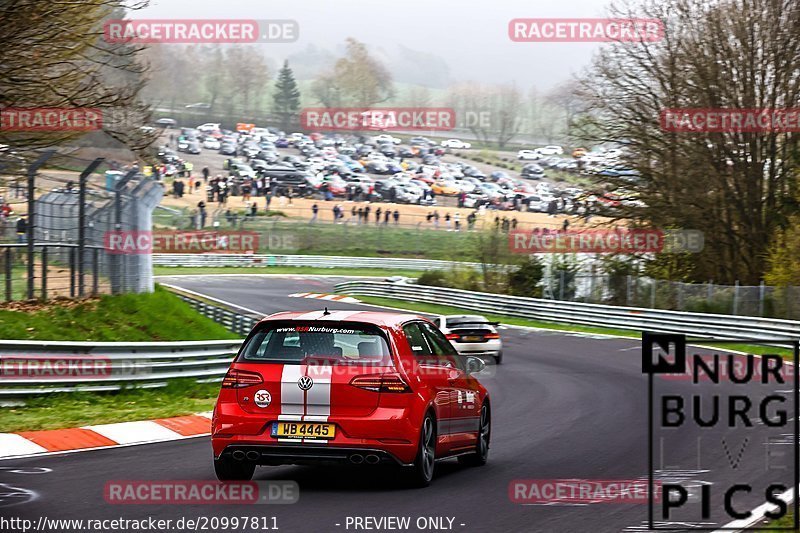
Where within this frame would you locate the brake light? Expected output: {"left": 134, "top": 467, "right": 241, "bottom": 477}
{"left": 350, "top": 373, "right": 411, "bottom": 393}
{"left": 221, "top": 369, "right": 263, "bottom": 388}
{"left": 445, "top": 333, "right": 460, "bottom": 341}
{"left": 484, "top": 333, "right": 500, "bottom": 339}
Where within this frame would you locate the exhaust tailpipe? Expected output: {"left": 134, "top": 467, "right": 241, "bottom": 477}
{"left": 246, "top": 451, "right": 260, "bottom": 461}
{"left": 365, "top": 454, "right": 380, "bottom": 465}
{"left": 349, "top": 454, "right": 364, "bottom": 464}
{"left": 232, "top": 450, "right": 246, "bottom": 461}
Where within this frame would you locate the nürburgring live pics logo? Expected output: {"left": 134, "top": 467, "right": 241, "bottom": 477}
{"left": 643, "top": 332, "right": 799, "bottom": 530}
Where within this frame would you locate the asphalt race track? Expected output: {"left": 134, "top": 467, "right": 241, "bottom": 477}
{"left": 2, "top": 275, "right": 795, "bottom": 533}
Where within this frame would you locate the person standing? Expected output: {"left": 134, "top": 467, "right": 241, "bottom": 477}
{"left": 310, "top": 203, "right": 319, "bottom": 224}
{"left": 393, "top": 210, "right": 400, "bottom": 225}
{"left": 454, "top": 212, "right": 461, "bottom": 231}
{"left": 375, "top": 207, "right": 382, "bottom": 225}
{"left": 15, "top": 215, "right": 27, "bottom": 243}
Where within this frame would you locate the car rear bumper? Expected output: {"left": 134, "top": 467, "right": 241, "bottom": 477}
{"left": 453, "top": 341, "right": 502, "bottom": 357}
{"left": 212, "top": 407, "right": 420, "bottom": 464}
{"left": 217, "top": 444, "right": 408, "bottom": 466}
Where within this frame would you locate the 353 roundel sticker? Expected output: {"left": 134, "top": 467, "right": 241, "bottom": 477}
{"left": 254, "top": 389, "right": 271, "bottom": 408}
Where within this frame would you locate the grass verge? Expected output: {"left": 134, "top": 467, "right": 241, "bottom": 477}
{"left": 0, "top": 379, "right": 220, "bottom": 432}
{"left": 153, "top": 266, "right": 421, "bottom": 278}
{"left": 763, "top": 512, "right": 798, "bottom": 530}
{"left": 0, "top": 284, "right": 239, "bottom": 341}
{"left": 354, "top": 295, "right": 793, "bottom": 357}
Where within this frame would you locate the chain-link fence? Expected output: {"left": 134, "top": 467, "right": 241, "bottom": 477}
{"left": 546, "top": 272, "right": 800, "bottom": 320}
{"left": 0, "top": 243, "right": 106, "bottom": 300}
{"left": 0, "top": 155, "right": 164, "bottom": 301}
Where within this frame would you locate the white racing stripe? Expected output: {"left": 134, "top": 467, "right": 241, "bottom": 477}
{"left": 278, "top": 365, "right": 305, "bottom": 443}
{"left": 295, "top": 310, "right": 327, "bottom": 320}
{"left": 293, "top": 310, "right": 363, "bottom": 322}
{"left": 323, "top": 310, "right": 362, "bottom": 321}
{"left": 303, "top": 365, "right": 333, "bottom": 444}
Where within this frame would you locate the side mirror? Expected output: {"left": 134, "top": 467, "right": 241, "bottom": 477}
{"left": 465, "top": 356, "right": 485, "bottom": 375}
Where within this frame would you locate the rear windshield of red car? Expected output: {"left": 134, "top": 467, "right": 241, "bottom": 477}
{"left": 238, "top": 321, "right": 393, "bottom": 365}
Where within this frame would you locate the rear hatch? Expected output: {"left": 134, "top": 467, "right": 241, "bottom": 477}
{"left": 444, "top": 317, "right": 498, "bottom": 343}
{"left": 231, "top": 321, "right": 396, "bottom": 418}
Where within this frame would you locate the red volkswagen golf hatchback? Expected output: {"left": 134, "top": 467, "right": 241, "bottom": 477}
{"left": 211, "top": 309, "right": 491, "bottom": 486}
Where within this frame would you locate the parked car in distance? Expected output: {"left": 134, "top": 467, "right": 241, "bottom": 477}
{"left": 441, "top": 139, "right": 472, "bottom": 149}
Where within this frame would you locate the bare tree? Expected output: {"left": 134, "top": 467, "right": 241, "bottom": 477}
{"left": 0, "top": 0, "right": 154, "bottom": 159}
{"left": 574, "top": 0, "right": 800, "bottom": 284}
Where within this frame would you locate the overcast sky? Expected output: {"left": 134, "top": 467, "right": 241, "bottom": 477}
{"left": 136, "top": 0, "right": 621, "bottom": 91}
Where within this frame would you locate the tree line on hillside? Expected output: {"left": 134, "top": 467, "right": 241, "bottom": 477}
{"left": 3, "top": 0, "right": 799, "bottom": 290}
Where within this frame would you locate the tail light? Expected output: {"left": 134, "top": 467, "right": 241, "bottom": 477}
{"left": 350, "top": 373, "right": 411, "bottom": 393}
{"left": 445, "top": 333, "right": 460, "bottom": 341}
{"left": 221, "top": 369, "right": 263, "bottom": 388}
{"left": 484, "top": 333, "right": 500, "bottom": 339}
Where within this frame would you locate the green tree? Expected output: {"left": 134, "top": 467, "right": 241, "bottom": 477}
{"left": 313, "top": 38, "right": 394, "bottom": 107}
{"left": 272, "top": 60, "right": 301, "bottom": 132}
{"left": 507, "top": 258, "right": 544, "bottom": 297}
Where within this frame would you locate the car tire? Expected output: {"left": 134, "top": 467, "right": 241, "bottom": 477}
{"left": 214, "top": 457, "right": 255, "bottom": 481}
{"left": 458, "top": 403, "right": 490, "bottom": 467}
{"left": 407, "top": 413, "right": 436, "bottom": 487}
{"left": 494, "top": 351, "right": 503, "bottom": 365}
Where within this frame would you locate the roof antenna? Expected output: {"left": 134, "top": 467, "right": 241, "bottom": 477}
{"left": 323, "top": 307, "right": 331, "bottom": 316}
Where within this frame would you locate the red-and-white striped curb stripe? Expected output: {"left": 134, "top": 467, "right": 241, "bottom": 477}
{"left": 288, "top": 292, "right": 361, "bottom": 303}
{"left": 0, "top": 412, "right": 213, "bottom": 459}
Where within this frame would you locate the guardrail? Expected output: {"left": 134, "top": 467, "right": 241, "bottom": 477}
{"left": 153, "top": 254, "right": 486, "bottom": 271}
{"left": 171, "top": 291, "right": 260, "bottom": 336}
{"left": 0, "top": 339, "right": 242, "bottom": 396}
{"left": 0, "top": 289, "right": 264, "bottom": 396}
{"left": 334, "top": 281, "right": 800, "bottom": 341}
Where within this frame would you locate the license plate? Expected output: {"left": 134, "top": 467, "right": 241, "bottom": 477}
{"left": 463, "top": 335, "right": 483, "bottom": 342}
{"left": 271, "top": 422, "right": 335, "bottom": 439}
